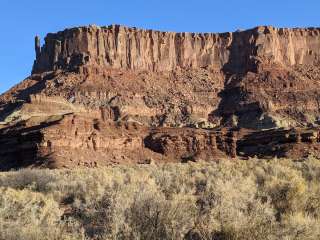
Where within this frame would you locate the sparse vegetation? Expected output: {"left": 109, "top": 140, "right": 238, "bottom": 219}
{"left": 1, "top": 157, "right": 320, "bottom": 239}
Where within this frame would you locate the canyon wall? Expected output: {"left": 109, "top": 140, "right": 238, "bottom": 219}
{"left": 32, "top": 25, "right": 320, "bottom": 74}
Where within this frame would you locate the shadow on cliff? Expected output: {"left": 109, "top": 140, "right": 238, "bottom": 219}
{"left": 14, "top": 72, "right": 58, "bottom": 101}
{"left": 0, "top": 118, "right": 62, "bottom": 171}
{"left": 0, "top": 151, "right": 55, "bottom": 171}
{"left": 210, "top": 30, "right": 262, "bottom": 128}
{"left": 0, "top": 73, "right": 57, "bottom": 122}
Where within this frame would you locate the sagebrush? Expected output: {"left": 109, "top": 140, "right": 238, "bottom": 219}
{"left": 0, "top": 157, "right": 320, "bottom": 239}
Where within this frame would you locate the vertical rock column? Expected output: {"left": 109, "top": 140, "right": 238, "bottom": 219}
{"left": 35, "top": 36, "right": 41, "bottom": 59}
{"left": 52, "top": 40, "right": 62, "bottom": 70}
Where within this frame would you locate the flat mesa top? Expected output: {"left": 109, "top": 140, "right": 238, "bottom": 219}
{"left": 49, "top": 24, "right": 320, "bottom": 35}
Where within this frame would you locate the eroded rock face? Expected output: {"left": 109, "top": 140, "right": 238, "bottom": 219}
{"left": 1, "top": 24, "right": 320, "bottom": 169}
{"left": 144, "top": 128, "right": 237, "bottom": 161}
{"left": 32, "top": 25, "right": 320, "bottom": 74}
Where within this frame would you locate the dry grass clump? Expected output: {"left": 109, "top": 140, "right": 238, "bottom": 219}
{"left": 0, "top": 156, "right": 320, "bottom": 239}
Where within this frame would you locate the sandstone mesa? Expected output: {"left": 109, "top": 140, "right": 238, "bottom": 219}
{"left": 1, "top": 24, "right": 320, "bottom": 169}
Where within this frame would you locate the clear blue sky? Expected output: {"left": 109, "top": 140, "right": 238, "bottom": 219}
{"left": 0, "top": 0, "right": 319, "bottom": 94}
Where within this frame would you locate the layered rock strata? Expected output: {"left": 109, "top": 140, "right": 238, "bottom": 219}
{"left": 1, "top": 24, "right": 320, "bottom": 169}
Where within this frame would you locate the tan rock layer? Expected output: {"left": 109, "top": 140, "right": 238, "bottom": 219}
{"left": 32, "top": 25, "right": 320, "bottom": 74}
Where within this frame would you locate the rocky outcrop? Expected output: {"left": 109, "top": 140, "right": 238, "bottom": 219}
{"left": 144, "top": 128, "right": 237, "bottom": 161}
{"left": 0, "top": 110, "right": 238, "bottom": 169}
{"left": 32, "top": 25, "right": 320, "bottom": 74}
{"left": 237, "top": 128, "right": 320, "bottom": 158}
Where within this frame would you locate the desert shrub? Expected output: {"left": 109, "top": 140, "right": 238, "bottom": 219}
{"left": 304, "top": 182, "right": 320, "bottom": 218}
{"left": 68, "top": 189, "right": 116, "bottom": 239}
{"left": 0, "top": 168, "right": 57, "bottom": 192}
{"left": 193, "top": 168, "right": 277, "bottom": 240}
{"left": 260, "top": 163, "right": 307, "bottom": 218}
{"left": 119, "top": 185, "right": 197, "bottom": 240}
{"left": 0, "top": 187, "right": 83, "bottom": 240}
{"left": 0, "top": 157, "right": 320, "bottom": 239}
{"left": 280, "top": 213, "right": 320, "bottom": 239}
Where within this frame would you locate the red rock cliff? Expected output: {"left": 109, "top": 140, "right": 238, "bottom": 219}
{"left": 32, "top": 25, "right": 320, "bottom": 74}
{"left": 1, "top": 24, "right": 320, "bottom": 169}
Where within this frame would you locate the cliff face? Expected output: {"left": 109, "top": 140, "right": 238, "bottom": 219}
{"left": 1, "top": 24, "right": 320, "bottom": 169}
{"left": 32, "top": 25, "right": 320, "bottom": 74}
